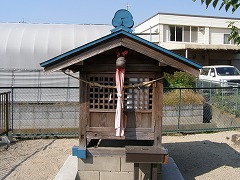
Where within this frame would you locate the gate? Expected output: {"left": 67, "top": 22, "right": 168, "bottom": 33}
{"left": 0, "top": 91, "right": 11, "bottom": 135}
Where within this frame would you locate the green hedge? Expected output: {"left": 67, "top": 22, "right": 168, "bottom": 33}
{"left": 164, "top": 71, "right": 196, "bottom": 88}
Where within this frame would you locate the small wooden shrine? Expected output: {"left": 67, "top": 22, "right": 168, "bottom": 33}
{"left": 41, "top": 9, "right": 201, "bottom": 180}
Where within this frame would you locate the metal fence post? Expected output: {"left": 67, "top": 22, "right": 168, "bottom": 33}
{"left": 221, "top": 88, "right": 224, "bottom": 108}
{"left": 6, "top": 92, "right": 9, "bottom": 136}
{"left": 11, "top": 87, "right": 14, "bottom": 133}
{"left": 209, "top": 81, "right": 212, "bottom": 104}
{"left": 236, "top": 87, "right": 239, "bottom": 117}
{"left": 177, "top": 88, "right": 181, "bottom": 131}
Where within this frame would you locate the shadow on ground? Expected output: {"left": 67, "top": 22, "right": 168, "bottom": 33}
{"left": 0, "top": 139, "right": 56, "bottom": 180}
{"left": 163, "top": 141, "right": 240, "bottom": 180}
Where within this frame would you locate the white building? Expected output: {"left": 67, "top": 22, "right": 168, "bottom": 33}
{"left": 134, "top": 13, "right": 240, "bottom": 69}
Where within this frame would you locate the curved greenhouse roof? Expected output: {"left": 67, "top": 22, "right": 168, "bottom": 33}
{"left": 0, "top": 23, "right": 112, "bottom": 70}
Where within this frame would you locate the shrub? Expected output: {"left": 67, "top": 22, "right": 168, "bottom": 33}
{"left": 164, "top": 71, "right": 196, "bottom": 88}
{"left": 163, "top": 89, "right": 204, "bottom": 106}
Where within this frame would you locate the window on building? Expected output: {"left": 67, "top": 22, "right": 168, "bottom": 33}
{"left": 184, "top": 26, "right": 190, "bottom": 42}
{"left": 191, "top": 27, "right": 198, "bottom": 43}
{"left": 224, "top": 34, "right": 234, "bottom": 44}
{"left": 169, "top": 26, "right": 175, "bottom": 41}
{"left": 169, "top": 25, "right": 199, "bottom": 43}
{"left": 176, "top": 26, "right": 183, "bottom": 42}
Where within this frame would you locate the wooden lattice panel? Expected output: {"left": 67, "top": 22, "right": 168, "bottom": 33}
{"left": 89, "top": 74, "right": 153, "bottom": 110}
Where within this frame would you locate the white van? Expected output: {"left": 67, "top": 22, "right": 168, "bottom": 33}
{"left": 198, "top": 65, "right": 240, "bottom": 87}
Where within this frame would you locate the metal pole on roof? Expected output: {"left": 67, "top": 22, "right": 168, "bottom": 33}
{"left": 185, "top": 49, "right": 188, "bottom": 58}
{"left": 150, "top": 26, "right": 152, "bottom": 42}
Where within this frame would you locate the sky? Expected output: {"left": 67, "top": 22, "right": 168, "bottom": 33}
{"left": 0, "top": 0, "right": 240, "bottom": 26}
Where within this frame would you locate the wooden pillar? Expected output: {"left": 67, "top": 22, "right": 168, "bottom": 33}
{"left": 79, "top": 72, "right": 89, "bottom": 149}
{"left": 152, "top": 72, "right": 163, "bottom": 146}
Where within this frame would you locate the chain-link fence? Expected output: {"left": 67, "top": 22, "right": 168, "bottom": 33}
{"left": 163, "top": 87, "right": 240, "bottom": 133}
{"left": 1, "top": 87, "right": 79, "bottom": 137}
{"left": 0, "top": 86, "right": 239, "bottom": 137}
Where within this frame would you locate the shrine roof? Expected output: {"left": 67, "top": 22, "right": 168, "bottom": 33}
{"left": 40, "top": 29, "right": 202, "bottom": 75}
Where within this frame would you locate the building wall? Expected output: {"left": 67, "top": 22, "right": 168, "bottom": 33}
{"left": 135, "top": 13, "right": 240, "bottom": 68}
{"left": 135, "top": 13, "right": 240, "bottom": 34}
{"left": 210, "top": 28, "right": 231, "bottom": 45}
{"left": 136, "top": 14, "right": 236, "bottom": 46}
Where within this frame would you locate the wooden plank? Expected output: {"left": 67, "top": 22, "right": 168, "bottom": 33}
{"left": 81, "top": 64, "right": 162, "bottom": 72}
{"left": 87, "top": 147, "right": 126, "bottom": 156}
{"left": 151, "top": 164, "right": 158, "bottom": 180}
{"left": 125, "top": 146, "right": 167, "bottom": 154}
{"left": 90, "top": 112, "right": 115, "bottom": 127}
{"left": 87, "top": 130, "right": 154, "bottom": 140}
{"left": 125, "top": 146, "right": 168, "bottom": 163}
{"left": 126, "top": 112, "right": 152, "bottom": 128}
{"left": 87, "top": 127, "right": 153, "bottom": 132}
{"left": 126, "top": 154, "right": 166, "bottom": 163}
{"left": 44, "top": 39, "right": 123, "bottom": 72}
{"left": 89, "top": 111, "right": 152, "bottom": 128}
{"left": 134, "top": 163, "right": 139, "bottom": 180}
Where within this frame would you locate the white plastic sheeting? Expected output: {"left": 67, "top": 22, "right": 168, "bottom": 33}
{"left": 0, "top": 69, "right": 79, "bottom": 87}
{"left": 0, "top": 69, "right": 80, "bottom": 102}
{"left": 0, "top": 23, "right": 112, "bottom": 69}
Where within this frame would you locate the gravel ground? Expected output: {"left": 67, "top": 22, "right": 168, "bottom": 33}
{"left": 162, "top": 130, "right": 240, "bottom": 180}
{"left": 0, "top": 138, "right": 78, "bottom": 180}
{"left": 0, "top": 130, "right": 239, "bottom": 180}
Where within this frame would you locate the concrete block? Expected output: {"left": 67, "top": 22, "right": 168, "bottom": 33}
{"left": 20, "top": 112, "right": 34, "bottom": 120}
{"left": 120, "top": 157, "right": 134, "bottom": 172}
{"left": 34, "top": 111, "right": 48, "bottom": 119}
{"left": 100, "top": 172, "right": 133, "bottom": 180}
{"left": 79, "top": 156, "right": 121, "bottom": 171}
{"left": 77, "top": 171, "right": 99, "bottom": 180}
{"left": 49, "top": 112, "right": 62, "bottom": 119}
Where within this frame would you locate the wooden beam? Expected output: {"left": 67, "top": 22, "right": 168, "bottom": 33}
{"left": 121, "top": 37, "right": 200, "bottom": 76}
{"left": 44, "top": 39, "right": 123, "bottom": 72}
{"left": 80, "top": 64, "right": 162, "bottom": 72}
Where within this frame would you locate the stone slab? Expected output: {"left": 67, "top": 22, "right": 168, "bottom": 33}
{"left": 54, "top": 155, "right": 78, "bottom": 180}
